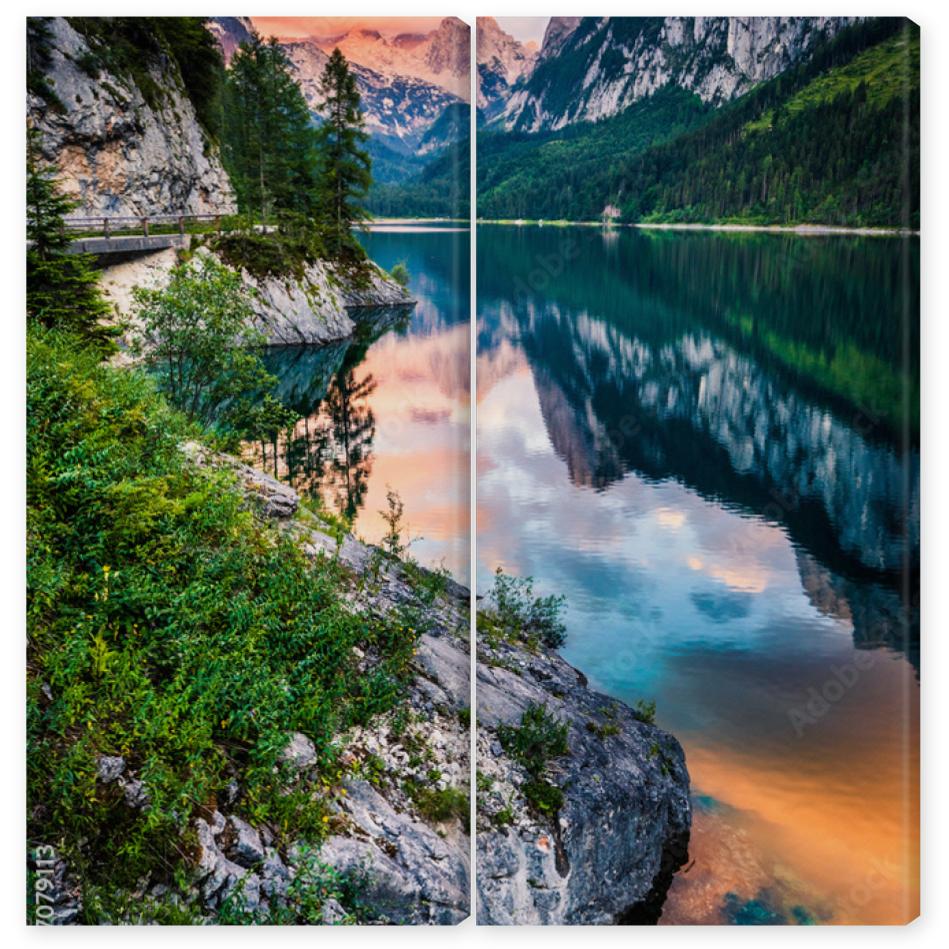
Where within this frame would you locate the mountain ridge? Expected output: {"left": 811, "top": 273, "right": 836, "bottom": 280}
{"left": 491, "top": 16, "right": 859, "bottom": 132}
{"left": 477, "top": 17, "right": 918, "bottom": 228}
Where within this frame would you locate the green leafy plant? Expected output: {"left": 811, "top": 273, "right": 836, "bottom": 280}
{"left": 130, "top": 255, "right": 294, "bottom": 444}
{"left": 633, "top": 699, "right": 657, "bottom": 725}
{"left": 496, "top": 704, "right": 569, "bottom": 820}
{"left": 479, "top": 567, "right": 567, "bottom": 648}
{"left": 379, "top": 487, "right": 409, "bottom": 559}
{"left": 389, "top": 262, "right": 410, "bottom": 287}
{"left": 26, "top": 327, "right": 418, "bottom": 915}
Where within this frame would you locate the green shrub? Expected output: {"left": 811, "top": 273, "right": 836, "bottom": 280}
{"left": 522, "top": 778, "right": 564, "bottom": 816}
{"left": 633, "top": 699, "right": 657, "bottom": 726}
{"left": 390, "top": 262, "right": 410, "bottom": 287}
{"left": 497, "top": 703, "right": 569, "bottom": 776}
{"left": 585, "top": 719, "right": 621, "bottom": 739}
{"left": 479, "top": 567, "right": 567, "bottom": 649}
{"left": 219, "top": 844, "right": 370, "bottom": 924}
{"left": 496, "top": 705, "right": 568, "bottom": 821}
{"left": 130, "top": 255, "right": 294, "bottom": 444}
{"left": 405, "top": 781, "right": 469, "bottom": 829}
{"left": 26, "top": 327, "right": 418, "bottom": 914}
{"left": 208, "top": 223, "right": 329, "bottom": 281}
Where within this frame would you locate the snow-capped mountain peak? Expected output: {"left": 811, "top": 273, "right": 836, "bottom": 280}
{"left": 476, "top": 17, "right": 538, "bottom": 117}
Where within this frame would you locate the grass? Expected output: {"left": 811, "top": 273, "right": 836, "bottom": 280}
{"left": 496, "top": 704, "right": 569, "bottom": 820}
{"left": 404, "top": 778, "right": 469, "bottom": 829}
{"left": 26, "top": 327, "right": 419, "bottom": 921}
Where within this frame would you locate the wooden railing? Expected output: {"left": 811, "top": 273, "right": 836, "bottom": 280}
{"left": 62, "top": 213, "right": 228, "bottom": 238}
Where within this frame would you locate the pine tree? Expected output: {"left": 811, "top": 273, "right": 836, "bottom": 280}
{"left": 315, "top": 49, "right": 371, "bottom": 258}
{"left": 27, "top": 128, "right": 114, "bottom": 350}
{"left": 221, "top": 33, "right": 319, "bottom": 221}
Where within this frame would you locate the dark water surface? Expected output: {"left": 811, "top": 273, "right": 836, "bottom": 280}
{"left": 476, "top": 225, "right": 919, "bottom": 925}
{"left": 244, "top": 226, "right": 470, "bottom": 581}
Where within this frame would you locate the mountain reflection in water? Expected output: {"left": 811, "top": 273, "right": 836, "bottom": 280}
{"left": 243, "top": 227, "right": 470, "bottom": 581}
{"left": 477, "top": 225, "right": 919, "bottom": 924}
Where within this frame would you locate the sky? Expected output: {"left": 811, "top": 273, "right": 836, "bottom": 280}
{"left": 249, "top": 17, "right": 446, "bottom": 41}
{"left": 495, "top": 17, "right": 550, "bottom": 47}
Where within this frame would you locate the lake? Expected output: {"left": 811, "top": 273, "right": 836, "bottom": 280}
{"left": 476, "top": 224, "right": 920, "bottom": 924}
{"left": 243, "top": 226, "right": 470, "bottom": 582}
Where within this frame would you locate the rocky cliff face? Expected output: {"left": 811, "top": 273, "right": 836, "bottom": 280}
{"left": 499, "top": 16, "right": 859, "bottom": 131}
{"left": 98, "top": 242, "right": 414, "bottom": 349}
{"left": 28, "top": 17, "right": 236, "bottom": 218}
{"left": 476, "top": 18, "right": 538, "bottom": 119}
{"left": 477, "top": 631, "right": 691, "bottom": 923}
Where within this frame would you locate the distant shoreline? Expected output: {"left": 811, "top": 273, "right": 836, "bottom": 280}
{"left": 476, "top": 219, "right": 919, "bottom": 237}
{"left": 368, "top": 217, "right": 468, "bottom": 225}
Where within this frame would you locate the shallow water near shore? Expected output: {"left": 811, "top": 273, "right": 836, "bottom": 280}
{"left": 243, "top": 226, "right": 470, "bottom": 582}
{"left": 476, "top": 224, "right": 919, "bottom": 924}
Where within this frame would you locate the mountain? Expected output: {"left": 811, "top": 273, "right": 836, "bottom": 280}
{"left": 280, "top": 41, "right": 460, "bottom": 153}
{"left": 311, "top": 18, "right": 469, "bottom": 100}
{"left": 476, "top": 17, "right": 538, "bottom": 120}
{"left": 499, "top": 16, "right": 858, "bottom": 132}
{"left": 477, "top": 17, "right": 918, "bottom": 227}
{"left": 205, "top": 16, "right": 254, "bottom": 65}
{"left": 539, "top": 17, "right": 581, "bottom": 57}
{"left": 419, "top": 101, "right": 471, "bottom": 155}
{"left": 209, "top": 18, "right": 470, "bottom": 215}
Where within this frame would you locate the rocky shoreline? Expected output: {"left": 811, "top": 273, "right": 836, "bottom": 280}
{"left": 477, "top": 621, "right": 691, "bottom": 923}
{"left": 98, "top": 241, "right": 414, "bottom": 352}
{"left": 34, "top": 444, "right": 691, "bottom": 925}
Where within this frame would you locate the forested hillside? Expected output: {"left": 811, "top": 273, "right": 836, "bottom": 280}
{"left": 478, "top": 18, "right": 919, "bottom": 227}
{"left": 368, "top": 138, "right": 470, "bottom": 218}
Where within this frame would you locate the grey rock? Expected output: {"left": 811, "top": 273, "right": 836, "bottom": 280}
{"left": 194, "top": 817, "right": 261, "bottom": 911}
{"left": 122, "top": 779, "right": 149, "bottom": 809}
{"left": 315, "top": 778, "right": 469, "bottom": 925}
{"left": 476, "top": 632, "right": 691, "bottom": 924}
{"left": 96, "top": 755, "right": 125, "bottom": 784}
{"left": 260, "top": 848, "right": 290, "bottom": 899}
{"left": 222, "top": 779, "right": 240, "bottom": 807}
{"left": 224, "top": 815, "right": 265, "bottom": 868}
{"left": 28, "top": 18, "right": 236, "bottom": 218}
{"left": 234, "top": 251, "right": 414, "bottom": 348}
{"left": 280, "top": 732, "right": 318, "bottom": 771}
{"left": 321, "top": 897, "right": 347, "bottom": 925}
